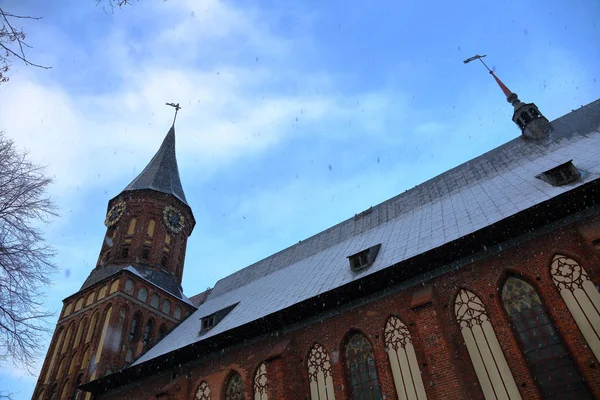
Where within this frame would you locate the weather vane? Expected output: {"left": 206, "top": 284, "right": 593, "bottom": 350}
{"left": 463, "top": 54, "right": 493, "bottom": 73}
{"left": 166, "top": 102, "right": 181, "bottom": 125}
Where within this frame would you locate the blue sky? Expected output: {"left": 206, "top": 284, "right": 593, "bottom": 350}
{"left": 0, "top": 0, "right": 598, "bottom": 397}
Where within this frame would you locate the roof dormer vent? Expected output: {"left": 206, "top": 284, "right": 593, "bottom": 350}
{"left": 199, "top": 303, "right": 239, "bottom": 334}
{"left": 348, "top": 244, "right": 381, "bottom": 272}
{"left": 536, "top": 160, "right": 581, "bottom": 187}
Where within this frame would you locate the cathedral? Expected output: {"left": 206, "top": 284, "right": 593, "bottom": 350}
{"left": 34, "top": 73, "right": 600, "bottom": 400}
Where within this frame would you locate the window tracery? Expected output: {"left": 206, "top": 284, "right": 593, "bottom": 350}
{"left": 550, "top": 255, "right": 600, "bottom": 362}
{"left": 225, "top": 371, "right": 245, "bottom": 400}
{"left": 384, "top": 316, "right": 427, "bottom": 400}
{"left": 195, "top": 381, "right": 211, "bottom": 400}
{"left": 454, "top": 289, "right": 521, "bottom": 400}
{"left": 344, "top": 333, "right": 382, "bottom": 400}
{"left": 253, "top": 362, "right": 268, "bottom": 400}
{"left": 307, "top": 343, "right": 336, "bottom": 400}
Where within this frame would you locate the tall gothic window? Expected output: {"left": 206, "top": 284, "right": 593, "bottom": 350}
{"left": 142, "top": 319, "right": 154, "bottom": 351}
{"left": 344, "top": 333, "right": 382, "bottom": 400}
{"left": 129, "top": 313, "right": 141, "bottom": 341}
{"left": 550, "top": 255, "right": 600, "bottom": 361}
{"left": 253, "top": 362, "right": 268, "bottom": 400}
{"left": 224, "top": 371, "right": 245, "bottom": 400}
{"left": 307, "top": 343, "right": 336, "bottom": 400}
{"left": 195, "top": 381, "right": 211, "bottom": 400}
{"left": 384, "top": 316, "right": 428, "bottom": 400}
{"left": 501, "top": 277, "right": 591, "bottom": 399}
{"left": 454, "top": 289, "right": 521, "bottom": 400}
{"left": 159, "top": 324, "right": 168, "bottom": 340}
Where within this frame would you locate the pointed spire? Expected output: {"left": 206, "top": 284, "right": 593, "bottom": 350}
{"left": 490, "top": 71, "right": 512, "bottom": 98}
{"left": 123, "top": 124, "right": 188, "bottom": 204}
{"left": 489, "top": 71, "right": 525, "bottom": 109}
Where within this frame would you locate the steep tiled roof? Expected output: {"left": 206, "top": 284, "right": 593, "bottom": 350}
{"left": 123, "top": 126, "right": 188, "bottom": 205}
{"left": 134, "top": 99, "right": 600, "bottom": 366}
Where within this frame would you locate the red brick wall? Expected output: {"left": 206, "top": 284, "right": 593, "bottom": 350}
{"left": 96, "top": 214, "right": 600, "bottom": 400}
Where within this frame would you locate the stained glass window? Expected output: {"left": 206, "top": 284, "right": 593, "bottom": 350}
{"left": 225, "top": 371, "right": 245, "bottom": 400}
{"left": 501, "top": 277, "right": 591, "bottom": 399}
{"left": 345, "top": 333, "right": 383, "bottom": 400}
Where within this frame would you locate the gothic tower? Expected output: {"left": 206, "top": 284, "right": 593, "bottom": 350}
{"left": 33, "top": 123, "right": 196, "bottom": 400}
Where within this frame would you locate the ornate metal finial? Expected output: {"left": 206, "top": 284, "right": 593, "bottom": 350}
{"left": 166, "top": 102, "right": 182, "bottom": 125}
{"left": 463, "top": 54, "right": 517, "bottom": 103}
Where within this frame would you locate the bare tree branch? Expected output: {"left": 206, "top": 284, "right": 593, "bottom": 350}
{"left": 0, "top": 7, "right": 50, "bottom": 84}
{"left": 0, "top": 132, "right": 58, "bottom": 374}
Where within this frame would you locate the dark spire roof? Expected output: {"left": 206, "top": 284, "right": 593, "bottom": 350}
{"left": 123, "top": 125, "right": 188, "bottom": 204}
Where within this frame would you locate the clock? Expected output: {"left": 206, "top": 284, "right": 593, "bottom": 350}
{"left": 105, "top": 201, "right": 126, "bottom": 227}
{"left": 163, "top": 205, "right": 185, "bottom": 234}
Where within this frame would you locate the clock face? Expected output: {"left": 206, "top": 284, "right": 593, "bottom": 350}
{"left": 105, "top": 201, "right": 126, "bottom": 227}
{"left": 163, "top": 205, "right": 185, "bottom": 234}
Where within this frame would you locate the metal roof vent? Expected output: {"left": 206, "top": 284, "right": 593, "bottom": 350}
{"left": 536, "top": 160, "right": 581, "bottom": 187}
{"left": 199, "top": 303, "right": 239, "bottom": 335}
{"left": 348, "top": 244, "right": 381, "bottom": 272}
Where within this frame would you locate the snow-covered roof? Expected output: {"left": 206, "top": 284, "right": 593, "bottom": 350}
{"left": 134, "top": 99, "right": 600, "bottom": 366}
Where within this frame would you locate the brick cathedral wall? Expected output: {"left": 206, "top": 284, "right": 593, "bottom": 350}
{"left": 97, "top": 214, "right": 600, "bottom": 400}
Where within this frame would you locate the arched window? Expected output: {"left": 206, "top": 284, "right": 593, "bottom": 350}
{"left": 195, "top": 381, "right": 211, "bottom": 400}
{"left": 72, "top": 374, "right": 83, "bottom": 400}
{"left": 521, "top": 111, "right": 531, "bottom": 124}
{"left": 162, "top": 300, "right": 171, "bottom": 315}
{"left": 127, "top": 217, "right": 137, "bottom": 235}
{"left": 130, "top": 313, "right": 141, "bottom": 341}
{"left": 253, "top": 362, "right": 268, "bottom": 400}
{"left": 68, "top": 353, "right": 78, "bottom": 375}
{"left": 455, "top": 289, "right": 520, "bottom": 400}
{"left": 384, "top": 316, "right": 427, "bottom": 400}
{"left": 98, "top": 284, "right": 108, "bottom": 300}
{"left": 81, "top": 347, "right": 92, "bottom": 370}
{"left": 142, "top": 319, "right": 154, "bottom": 351}
{"left": 60, "top": 380, "right": 69, "bottom": 400}
{"left": 550, "top": 255, "right": 600, "bottom": 361}
{"left": 307, "top": 343, "right": 336, "bottom": 400}
{"left": 174, "top": 306, "right": 182, "bottom": 320}
{"left": 61, "top": 323, "right": 75, "bottom": 354}
{"left": 137, "top": 287, "right": 148, "bottom": 302}
{"left": 159, "top": 324, "right": 168, "bottom": 340}
{"left": 109, "top": 279, "right": 119, "bottom": 294}
{"left": 94, "top": 305, "right": 113, "bottom": 366}
{"left": 125, "top": 348, "right": 133, "bottom": 363}
{"left": 44, "top": 328, "right": 64, "bottom": 384}
{"left": 501, "top": 277, "right": 591, "bottom": 399}
{"left": 56, "top": 357, "right": 66, "bottom": 379}
{"left": 73, "top": 317, "right": 87, "bottom": 349}
{"left": 74, "top": 298, "right": 83, "bottom": 312}
{"left": 124, "top": 279, "right": 134, "bottom": 295}
{"left": 86, "top": 292, "right": 95, "bottom": 306}
{"left": 86, "top": 311, "right": 99, "bottom": 343}
{"left": 147, "top": 219, "right": 156, "bottom": 237}
{"left": 49, "top": 383, "right": 57, "bottom": 400}
{"left": 344, "top": 333, "right": 382, "bottom": 400}
{"left": 150, "top": 293, "right": 160, "bottom": 308}
{"left": 224, "top": 371, "right": 245, "bottom": 400}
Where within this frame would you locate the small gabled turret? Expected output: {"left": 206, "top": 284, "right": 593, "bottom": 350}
{"left": 464, "top": 54, "right": 552, "bottom": 139}
{"left": 490, "top": 71, "right": 552, "bottom": 139}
